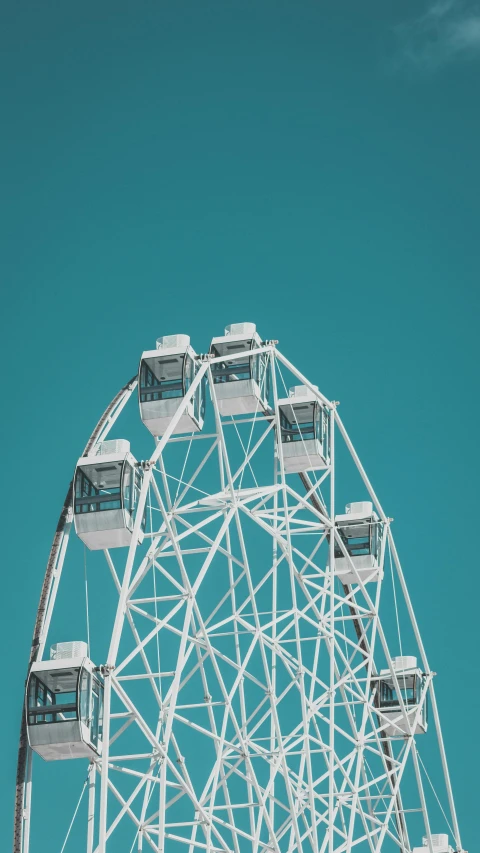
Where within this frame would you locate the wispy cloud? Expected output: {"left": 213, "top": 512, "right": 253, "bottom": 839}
{"left": 395, "top": 0, "right": 480, "bottom": 70}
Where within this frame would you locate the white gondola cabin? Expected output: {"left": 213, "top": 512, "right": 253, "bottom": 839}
{"left": 277, "top": 385, "right": 330, "bottom": 473}
{"left": 376, "top": 656, "right": 428, "bottom": 737}
{"left": 74, "top": 439, "right": 144, "bottom": 550}
{"left": 138, "top": 334, "right": 205, "bottom": 436}
{"left": 334, "top": 501, "right": 383, "bottom": 584}
{"left": 413, "top": 836, "right": 454, "bottom": 853}
{"left": 210, "top": 323, "right": 269, "bottom": 416}
{"left": 26, "top": 642, "right": 103, "bottom": 761}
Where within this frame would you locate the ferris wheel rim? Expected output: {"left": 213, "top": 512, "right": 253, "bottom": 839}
{"left": 13, "top": 344, "right": 464, "bottom": 853}
{"left": 13, "top": 374, "right": 138, "bottom": 853}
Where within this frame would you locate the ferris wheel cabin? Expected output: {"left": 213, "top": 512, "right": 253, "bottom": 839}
{"left": 26, "top": 642, "right": 103, "bottom": 761}
{"left": 376, "top": 656, "right": 428, "bottom": 736}
{"left": 334, "top": 501, "right": 383, "bottom": 584}
{"left": 210, "top": 322, "right": 269, "bottom": 416}
{"left": 74, "top": 439, "right": 144, "bottom": 550}
{"left": 138, "top": 334, "right": 205, "bottom": 436}
{"left": 413, "top": 835, "right": 454, "bottom": 853}
{"left": 277, "top": 385, "right": 330, "bottom": 473}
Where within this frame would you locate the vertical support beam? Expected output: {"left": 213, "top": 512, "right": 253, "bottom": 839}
{"left": 99, "top": 436, "right": 158, "bottom": 851}
{"left": 269, "top": 451, "right": 278, "bottom": 839}
{"left": 411, "top": 745, "right": 434, "bottom": 853}
{"left": 328, "top": 405, "right": 336, "bottom": 853}
{"left": 98, "top": 675, "right": 112, "bottom": 853}
{"left": 87, "top": 762, "right": 96, "bottom": 853}
{"left": 22, "top": 748, "right": 32, "bottom": 853}
{"left": 255, "top": 354, "right": 303, "bottom": 853}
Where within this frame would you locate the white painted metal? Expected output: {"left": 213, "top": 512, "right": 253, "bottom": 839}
{"left": 392, "top": 655, "right": 418, "bottom": 671}
{"left": 50, "top": 641, "right": 88, "bottom": 660}
{"left": 87, "top": 763, "right": 96, "bottom": 853}
{"left": 413, "top": 835, "right": 454, "bottom": 853}
{"left": 95, "top": 439, "right": 131, "bottom": 456}
{"left": 21, "top": 749, "right": 32, "bottom": 853}
{"left": 156, "top": 333, "right": 191, "bottom": 350}
{"left": 345, "top": 501, "right": 373, "bottom": 517}
{"left": 17, "top": 340, "right": 465, "bottom": 853}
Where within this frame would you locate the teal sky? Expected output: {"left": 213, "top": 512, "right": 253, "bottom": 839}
{"left": 1, "top": 1, "right": 479, "bottom": 850}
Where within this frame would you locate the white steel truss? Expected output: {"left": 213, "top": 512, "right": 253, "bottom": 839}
{"left": 15, "top": 345, "right": 464, "bottom": 853}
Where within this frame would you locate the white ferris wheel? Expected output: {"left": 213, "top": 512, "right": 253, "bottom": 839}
{"left": 14, "top": 323, "right": 465, "bottom": 853}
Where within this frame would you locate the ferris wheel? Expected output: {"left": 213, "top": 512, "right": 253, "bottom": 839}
{"left": 13, "top": 323, "right": 466, "bottom": 853}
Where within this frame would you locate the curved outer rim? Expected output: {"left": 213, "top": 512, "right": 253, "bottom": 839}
{"left": 13, "top": 375, "right": 137, "bottom": 853}
{"left": 13, "top": 352, "right": 463, "bottom": 853}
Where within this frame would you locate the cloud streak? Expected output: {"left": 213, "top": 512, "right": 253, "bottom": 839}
{"left": 395, "top": 0, "right": 480, "bottom": 70}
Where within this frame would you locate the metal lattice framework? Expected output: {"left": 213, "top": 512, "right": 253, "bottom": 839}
{"left": 14, "top": 344, "right": 464, "bottom": 853}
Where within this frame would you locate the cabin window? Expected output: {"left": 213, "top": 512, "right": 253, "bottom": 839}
{"left": 27, "top": 663, "right": 104, "bottom": 756}
{"left": 378, "top": 674, "right": 421, "bottom": 709}
{"left": 90, "top": 677, "right": 103, "bottom": 748}
{"left": 140, "top": 356, "right": 185, "bottom": 402}
{"left": 280, "top": 401, "right": 326, "bottom": 444}
{"left": 334, "top": 520, "right": 381, "bottom": 561}
{"left": 211, "top": 340, "right": 253, "bottom": 384}
{"left": 74, "top": 464, "right": 122, "bottom": 514}
{"left": 27, "top": 671, "right": 79, "bottom": 725}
